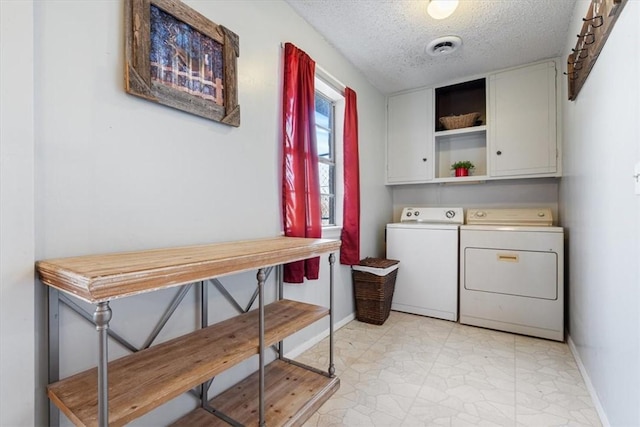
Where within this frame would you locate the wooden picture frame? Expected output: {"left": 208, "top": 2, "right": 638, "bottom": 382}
{"left": 125, "top": 0, "right": 240, "bottom": 126}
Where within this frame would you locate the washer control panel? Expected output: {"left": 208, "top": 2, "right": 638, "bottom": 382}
{"left": 466, "top": 208, "right": 553, "bottom": 226}
{"left": 400, "top": 207, "right": 464, "bottom": 224}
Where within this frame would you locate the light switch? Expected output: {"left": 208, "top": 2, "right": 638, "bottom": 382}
{"left": 635, "top": 162, "right": 640, "bottom": 195}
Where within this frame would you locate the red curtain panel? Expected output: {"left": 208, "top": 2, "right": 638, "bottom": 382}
{"left": 282, "top": 43, "right": 322, "bottom": 283}
{"left": 340, "top": 88, "right": 360, "bottom": 265}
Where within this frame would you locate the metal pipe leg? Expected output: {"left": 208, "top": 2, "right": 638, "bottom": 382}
{"left": 329, "top": 253, "right": 336, "bottom": 377}
{"left": 257, "top": 268, "right": 266, "bottom": 427}
{"left": 48, "top": 288, "right": 60, "bottom": 426}
{"left": 93, "top": 302, "right": 112, "bottom": 427}
{"left": 277, "top": 264, "right": 284, "bottom": 360}
{"left": 200, "top": 281, "right": 209, "bottom": 407}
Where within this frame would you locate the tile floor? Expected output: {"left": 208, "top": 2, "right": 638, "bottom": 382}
{"left": 299, "top": 311, "right": 601, "bottom": 427}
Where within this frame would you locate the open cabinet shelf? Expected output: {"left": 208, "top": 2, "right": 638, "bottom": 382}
{"left": 435, "top": 78, "right": 486, "bottom": 132}
{"left": 435, "top": 128, "right": 487, "bottom": 179}
{"left": 434, "top": 79, "right": 487, "bottom": 180}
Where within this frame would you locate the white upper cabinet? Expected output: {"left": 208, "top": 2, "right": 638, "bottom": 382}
{"left": 489, "top": 61, "right": 558, "bottom": 177}
{"left": 385, "top": 60, "right": 560, "bottom": 185}
{"left": 386, "top": 88, "right": 434, "bottom": 184}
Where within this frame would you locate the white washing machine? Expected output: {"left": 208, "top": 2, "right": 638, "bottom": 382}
{"left": 386, "top": 207, "right": 463, "bottom": 321}
{"left": 459, "top": 208, "right": 564, "bottom": 341}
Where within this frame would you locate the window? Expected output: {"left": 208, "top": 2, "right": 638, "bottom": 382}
{"left": 315, "top": 92, "right": 335, "bottom": 226}
{"left": 314, "top": 75, "right": 344, "bottom": 229}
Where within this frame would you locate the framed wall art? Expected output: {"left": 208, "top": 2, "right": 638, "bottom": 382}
{"left": 125, "top": 0, "right": 240, "bottom": 126}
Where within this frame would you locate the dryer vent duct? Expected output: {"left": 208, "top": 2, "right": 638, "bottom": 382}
{"left": 426, "top": 36, "right": 462, "bottom": 56}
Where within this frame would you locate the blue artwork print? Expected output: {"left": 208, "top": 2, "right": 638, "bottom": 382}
{"left": 150, "top": 5, "right": 224, "bottom": 105}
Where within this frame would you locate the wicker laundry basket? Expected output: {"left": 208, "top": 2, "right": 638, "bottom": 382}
{"left": 439, "top": 112, "right": 481, "bottom": 130}
{"left": 352, "top": 258, "right": 400, "bottom": 325}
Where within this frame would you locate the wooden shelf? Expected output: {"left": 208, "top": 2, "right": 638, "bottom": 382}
{"left": 433, "top": 175, "right": 489, "bottom": 184}
{"left": 36, "top": 237, "right": 341, "bottom": 303}
{"left": 435, "top": 125, "right": 486, "bottom": 138}
{"left": 47, "top": 299, "right": 328, "bottom": 427}
{"left": 172, "top": 359, "right": 340, "bottom": 426}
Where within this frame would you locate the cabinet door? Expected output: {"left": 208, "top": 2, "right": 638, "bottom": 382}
{"left": 490, "top": 62, "right": 557, "bottom": 177}
{"left": 386, "top": 89, "right": 434, "bottom": 183}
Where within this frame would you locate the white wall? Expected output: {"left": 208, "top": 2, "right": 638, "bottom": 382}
{"left": 24, "top": 0, "right": 391, "bottom": 425}
{"left": 560, "top": 1, "right": 640, "bottom": 426}
{"left": 0, "top": 1, "right": 36, "bottom": 426}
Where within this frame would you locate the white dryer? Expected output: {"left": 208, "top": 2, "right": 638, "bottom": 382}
{"left": 459, "top": 208, "right": 564, "bottom": 341}
{"left": 387, "top": 207, "right": 463, "bottom": 321}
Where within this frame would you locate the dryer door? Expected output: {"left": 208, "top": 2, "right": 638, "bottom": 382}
{"left": 463, "top": 248, "right": 558, "bottom": 300}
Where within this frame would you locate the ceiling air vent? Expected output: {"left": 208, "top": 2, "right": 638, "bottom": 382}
{"left": 426, "top": 35, "right": 462, "bottom": 56}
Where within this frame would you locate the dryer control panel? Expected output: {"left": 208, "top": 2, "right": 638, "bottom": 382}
{"left": 466, "top": 208, "right": 553, "bottom": 226}
{"left": 400, "top": 207, "right": 464, "bottom": 224}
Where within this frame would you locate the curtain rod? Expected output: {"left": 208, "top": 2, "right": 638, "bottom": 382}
{"left": 280, "top": 42, "right": 347, "bottom": 93}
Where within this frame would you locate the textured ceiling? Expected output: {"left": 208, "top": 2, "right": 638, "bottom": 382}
{"left": 285, "top": 0, "right": 577, "bottom": 94}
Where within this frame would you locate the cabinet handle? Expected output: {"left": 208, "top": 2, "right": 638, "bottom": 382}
{"left": 496, "top": 150, "right": 502, "bottom": 155}
{"left": 498, "top": 253, "right": 519, "bottom": 262}
{"left": 422, "top": 158, "right": 427, "bottom": 162}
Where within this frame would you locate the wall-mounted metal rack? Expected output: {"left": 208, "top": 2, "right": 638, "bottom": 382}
{"left": 566, "top": 0, "right": 628, "bottom": 101}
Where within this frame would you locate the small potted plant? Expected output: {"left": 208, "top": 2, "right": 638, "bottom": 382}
{"left": 451, "top": 160, "right": 475, "bottom": 177}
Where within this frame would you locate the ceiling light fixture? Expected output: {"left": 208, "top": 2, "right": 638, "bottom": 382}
{"left": 427, "top": 0, "right": 459, "bottom": 20}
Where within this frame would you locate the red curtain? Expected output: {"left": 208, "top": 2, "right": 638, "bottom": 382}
{"left": 282, "top": 43, "right": 322, "bottom": 283}
{"left": 340, "top": 88, "right": 360, "bottom": 265}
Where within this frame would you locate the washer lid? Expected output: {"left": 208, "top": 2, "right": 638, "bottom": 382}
{"left": 466, "top": 208, "right": 553, "bottom": 226}
{"left": 400, "top": 207, "right": 464, "bottom": 224}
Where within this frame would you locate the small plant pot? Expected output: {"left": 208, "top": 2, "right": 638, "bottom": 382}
{"left": 455, "top": 167, "right": 469, "bottom": 177}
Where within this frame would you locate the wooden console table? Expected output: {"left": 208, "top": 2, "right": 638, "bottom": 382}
{"left": 37, "top": 236, "right": 341, "bottom": 426}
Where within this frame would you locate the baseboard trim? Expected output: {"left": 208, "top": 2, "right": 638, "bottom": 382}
{"left": 567, "top": 334, "right": 610, "bottom": 427}
{"left": 284, "top": 313, "right": 355, "bottom": 359}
